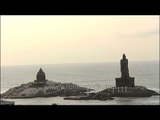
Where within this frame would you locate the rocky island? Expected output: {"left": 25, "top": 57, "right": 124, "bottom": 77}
{"left": 64, "top": 54, "right": 159, "bottom": 101}
{"left": 1, "top": 68, "right": 92, "bottom": 99}
{"left": 1, "top": 54, "right": 159, "bottom": 101}
{"left": 110, "top": 54, "right": 158, "bottom": 97}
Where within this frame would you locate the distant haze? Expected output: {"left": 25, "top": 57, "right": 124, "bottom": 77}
{"left": 1, "top": 16, "right": 159, "bottom": 66}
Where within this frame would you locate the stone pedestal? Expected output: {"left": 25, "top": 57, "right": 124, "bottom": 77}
{"left": 115, "top": 77, "right": 135, "bottom": 87}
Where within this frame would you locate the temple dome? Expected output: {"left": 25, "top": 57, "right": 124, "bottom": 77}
{"left": 36, "top": 68, "right": 46, "bottom": 82}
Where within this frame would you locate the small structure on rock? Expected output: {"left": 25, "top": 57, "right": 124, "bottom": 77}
{"left": 34, "top": 68, "right": 47, "bottom": 85}
{"left": 115, "top": 54, "right": 135, "bottom": 87}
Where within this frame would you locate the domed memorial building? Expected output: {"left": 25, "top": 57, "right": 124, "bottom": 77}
{"left": 34, "top": 68, "right": 47, "bottom": 85}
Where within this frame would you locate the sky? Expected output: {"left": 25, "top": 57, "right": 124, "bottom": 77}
{"left": 1, "top": 16, "right": 159, "bottom": 66}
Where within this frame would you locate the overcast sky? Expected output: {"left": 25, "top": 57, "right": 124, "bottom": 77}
{"left": 1, "top": 16, "right": 159, "bottom": 66}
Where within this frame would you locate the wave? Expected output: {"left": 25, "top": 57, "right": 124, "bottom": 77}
{"left": 148, "top": 88, "right": 160, "bottom": 93}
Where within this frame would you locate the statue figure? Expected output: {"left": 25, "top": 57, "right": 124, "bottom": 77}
{"left": 120, "top": 54, "right": 129, "bottom": 78}
{"left": 115, "top": 54, "right": 135, "bottom": 87}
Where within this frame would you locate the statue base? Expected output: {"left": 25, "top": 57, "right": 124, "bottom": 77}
{"left": 33, "top": 80, "right": 47, "bottom": 86}
{"left": 115, "top": 77, "right": 135, "bottom": 87}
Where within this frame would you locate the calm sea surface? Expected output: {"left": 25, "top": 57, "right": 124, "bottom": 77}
{"left": 1, "top": 61, "right": 159, "bottom": 105}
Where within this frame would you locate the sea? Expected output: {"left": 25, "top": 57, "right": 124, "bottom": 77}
{"left": 1, "top": 61, "right": 159, "bottom": 105}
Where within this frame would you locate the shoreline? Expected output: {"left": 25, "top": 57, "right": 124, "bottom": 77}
{"left": 2, "top": 96, "right": 159, "bottom": 105}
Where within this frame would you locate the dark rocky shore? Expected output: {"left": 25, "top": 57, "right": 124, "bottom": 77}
{"left": 0, "top": 100, "right": 15, "bottom": 105}
{"left": 64, "top": 93, "right": 114, "bottom": 101}
{"left": 64, "top": 86, "right": 158, "bottom": 101}
{"left": 101, "top": 86, "right": 158, "bottom": 97}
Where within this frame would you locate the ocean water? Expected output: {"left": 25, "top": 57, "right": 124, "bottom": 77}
{"left": 1, "top": 61, "right": 159, "bottom": 105}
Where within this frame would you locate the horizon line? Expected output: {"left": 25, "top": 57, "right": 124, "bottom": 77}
{"left": 1, "top": 60, "right": 159, "bottom": 67}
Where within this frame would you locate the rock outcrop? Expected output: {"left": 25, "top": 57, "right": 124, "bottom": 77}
{"left": 64, "top": 93, "right": 114, "bottom": 101}
{"left": 1, "top": 80, "right": 92, "bottom": 99}
{"left": 64, "top": 86, "right": 158, "bottom": 100}
{"left": 0, "top": 100, "right": 15, "bottom": 105}
{"left": 94, "top": 86, "right": 158, "bottom": 97}
{"left": 1, "top": 68, "right": 92, "bottom": 99}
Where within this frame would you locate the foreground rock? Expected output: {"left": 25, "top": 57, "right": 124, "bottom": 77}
{"left": 95, "top": 86, "right": 159, "bottom": 97}
{"left": 64, "top": 86, "right": 158, "bottom": 101}
{"left": 0, "top": 100, "right": 15, "bottom": 105}
{"left": 1, "top": 80, "right": 92, "bottom": 99}
{"left": 64, "top": 94, "right": 114, "bottom": 101}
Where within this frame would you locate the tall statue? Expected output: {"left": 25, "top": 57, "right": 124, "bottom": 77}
{"left": 120, "top": 54, "right": 129, "bottom": 78}
{"left": 115, "top": 54, "right": 135, "bottom": 87}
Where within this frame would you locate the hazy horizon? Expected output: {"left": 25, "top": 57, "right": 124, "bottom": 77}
{"left": 1, "top": 60, "right": 159, "bottom": 67}
{"left": 1, "top": 16, "right": 159, "bottom": 66}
